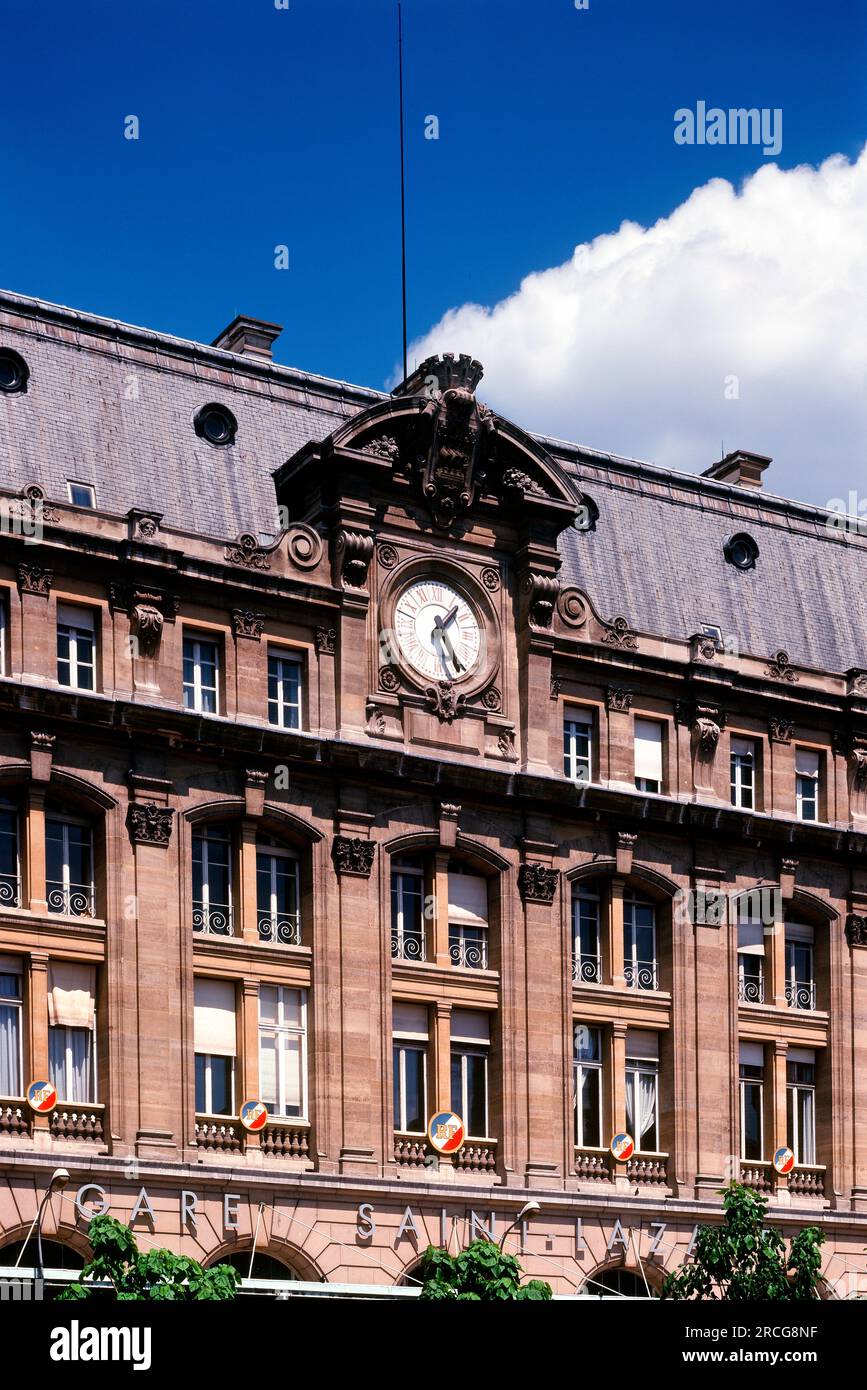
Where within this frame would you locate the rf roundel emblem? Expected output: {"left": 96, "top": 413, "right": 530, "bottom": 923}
{"left": 610, "top": 1132, "right": 635, "bottom": 1162}
{"left": 428, "top": 1111, "right": 464, "bottom": 1154}
{"left": 773, "top": 1146, "right": 795, "bottom": 1174}
{"left": 26, "top": 1080, "right": 57, "bottom": 1114}
{"left": 240, "top": 1100, "right": 269, "bottom": 1132}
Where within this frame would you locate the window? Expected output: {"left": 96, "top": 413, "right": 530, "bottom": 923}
{"left": 739, "top": 1042, "right": 764, "bottom": 1161}
{"left": 785, "top": 923, "right": 815, "bottom": 1011}
{"left": 259, "top": 986, "right": 307, "bottom": 1118}
{"left": 448, "top": 868, "right": 488, "bottom": 970}
{"left": 46, "top": 813, "right": 94, "bottom": 917}
{"left": 625, "top": 1030, "right": 658, "bottom": 1152}
{"left": 48, "top": 962, "right": 96, "bottom": 1104}
{"left": 66, "top": 482, "right": 95, "bottom": 508}
{"left": 268, "top": 651, "right": 302, "bottom": 730}
{"left": 0, "top": 958, "right": 23, "bottom": 1096}
{"left": 634, "top": 718, "right": 663, "bottom": 793}
{"left": 391, "top": 857, "right": 426, "bottom": 962}
{"left": 787, "top": 1050, "right": 816, "bottom": 1165}
{"left": 194, "top": 978, "right": 236, "bottom": 1115}
{"left": 393, "top": 1002, "right": 427, "bottom": 1134}
{"left": 700, "top": 623, "right": 723, "bottom": 646}
{"left": 730, "top": 737, "right": 756, "bottom": 809}
{"left": 183, "top": 634, "right": 220, "bottom": 714}
{"left": 623, "top": 892, "right": 657, "bottom": 990}
{"left": 737, "top": 915, "right": 765, "bottom": 1003}
{"left": 0, "top": 594, "right": 6, "bottom": 677}
{"left": 0, "top": 802, "right": 20, "bottom": 908}
{"left": 724, "top": 532, "right": 759, "bottom": 571}
{"left": 192, "top": 825, "right": 233, "bottom": 936}
{"left": 795, "top": 749, "right": 820, "bottom": 822}
{"left": 56, "top": 604, "right": 95, "bottom": 692}
{"left": 256, "top": 835, "right": 300, "bottom": 945}
{"left": 574, "top": 1023, "right": 602, "bottom": 1148}
{"left": 450, "top": 1009, "right": 490, "bottom": 1139}
{"left": 564, "top": 709, "right": 593, "bottom": 785}
{"left": 194, "top": 403, "right": 237, "bottom": 446}
{"left": 572, "top": 883, "right": 601, "bottom": 983}
{"left": 0, "top": 349, "right": 28, "bottom": 394}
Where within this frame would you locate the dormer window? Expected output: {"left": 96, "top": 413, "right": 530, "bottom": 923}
{"left": 67, "top": 481, "right": 95, "bottom": 508}
{"left": 0, "top": 349, "right": 28, "bottom": 394}
{"left": 194, "top": 403, "right": 237, "bottom": 447}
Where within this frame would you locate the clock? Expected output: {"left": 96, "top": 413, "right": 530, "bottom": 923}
{"left": 394, "top": 579, "right": 482, "bottom": 682}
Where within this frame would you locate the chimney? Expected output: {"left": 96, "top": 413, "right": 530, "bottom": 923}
{"left": 701, "top": 449, "right": 772, "bottom": 490}
{"left": 212, "top": 315, "right": 283, "bottom": 361}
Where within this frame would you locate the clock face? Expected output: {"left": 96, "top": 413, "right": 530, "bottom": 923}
{"left": 394, "top": 580, "right": 482, "bottom": 682}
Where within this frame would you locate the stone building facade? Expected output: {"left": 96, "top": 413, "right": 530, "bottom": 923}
{"left": 0, "top": 288, "right": 866, "bottom": 1296}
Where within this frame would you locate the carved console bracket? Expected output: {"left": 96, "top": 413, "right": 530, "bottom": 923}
{"left": 126, "top": 803, "right": 175, "bottom": 847}
{"left": 30, "top": 731, "right": 55, "bottom": 783}
{"left": 225, "top": 533, "right": 271, "bottom": 570}
{"left": 769, "top": 717, "right": 795, "bottom": 744}
{"left": 232, "top": 609, "right": 266, "bottom": 641}
{"left": 17, "top": 564, "right": 53, "bottom": 597}
{"left": 439, "top": 802, "right": 461, "bottom": 848}
{"left": 335, "top": 530, "right": 375, "bottom": 589}
{"left": 523, "top": 572, "right": 560, "bottom": 629}
{"left": 332, "top": 836, "right": 376, "bottom": 878}
{"left": 616, "top": 831, "right": 637, "bottom": 876}
{"left": 517, "top": 863, "right": 559, "bottom": 904}
{"left": 846, "top": 913, "right": 867, "bottom": 947}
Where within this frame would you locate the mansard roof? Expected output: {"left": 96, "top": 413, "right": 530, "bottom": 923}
{"left": 0, "top": 287, "right": 864, "bottom": 675}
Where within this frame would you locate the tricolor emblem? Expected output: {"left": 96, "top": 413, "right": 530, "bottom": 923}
{"left": 26, "top": 1079, "right": 57, "bottom": 1114}
{"left": 773, "top": 1145, "right": 795, "bottom": 1174}
{"left": 610, "top": 1132, "right": 635, "bottom": 1162}
{"left": 427, "top": 1111, "right": 465, "bottom": 1154}
{"left": 240, "top": 1099, "right": 269, "bottom": 1132}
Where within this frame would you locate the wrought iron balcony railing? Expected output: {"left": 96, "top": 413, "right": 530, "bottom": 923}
{"left": 449, "top": 930, "right": 488, "bottom": 970}
{"left": 786, "top": 978, "right": 816, "bottom": 1011}
{"left": 624, "top": 958, "right": 657, "bottom": 991}
{"left": 257, "top": 912, "right": 301, "bottom": 946}
{"left": 0, "top": 873, "right": 20, "bottom": 908}
{"left": 192, "top": 902, "right": 234, "bottom": 936}
{"left": 738, "top": 973, "right": 765, "bottom": 1003}
{"left": 573, "top": 952, "right": 602, "bottom": 984}
{"left": 46, "top": 880, "right": 94, "bottom": 918}
{"left": 391, "top": 930, "right": 426, "bottom": 962}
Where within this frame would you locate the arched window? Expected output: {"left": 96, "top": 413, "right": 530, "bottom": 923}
{"left": 585, "top": 1267, "right": 657, "bottom": 1298}
{"left": 391, "top": 855, "right": 426, "bottom": 962}
{"left": 218, "top": 1249, "right": 301, "bottom": 1295}
{"left": 572, "top": 881, "right": 602, "bottom": 983}
{"left": 623, "top": 891, "right": 657, "bottom": 991}
{"left": 192, "top": 824, "right": 233, "bottom": 936}
{"left": 0, "top": 799, "right": 21, "bottom": 908}
{"left": 45, "top": 803, "right": 94, "bottom": 917}
{"left": 256, "top": 833, "right": 301, "bottom": 945}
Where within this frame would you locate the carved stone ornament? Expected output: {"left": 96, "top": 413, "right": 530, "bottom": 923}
{"left": 523, "top": 572, "right": 560, "bottom": 629}
{"left": 225, "top": 533, "right": 271, "bottom": 570}
{"left": 517, "top": 863, "right": 559, "bottom": 904}
{"left": 501, "top": 467, "right": 545, "bottom": 500}
{"left": 481, "top": 686, "right": 502, "bottom": 712}
{"left": 847, "top": 669, "right": 867, "bottom": 697}
{"left": 851, "top": 745, "right": 867, "bottom": 791}
{"left": 497, "top": 729, "right": 516, "bottom": 758}
{"left": 606, "top": 686, "right": 633, "bottom": 713}
{"left": 17, "top": 563, "right": 53, "bottom": 597}
{"left": 245, "top": 768, "right": 269, "bottom": 791}
{"left": 359, "top": 434, "right": 402, "bottom": 464}
{"left": 425, "top": 680, "right": 467, "bottom": 724}
{"left": 550, "top": 678, "right": 562, "bottom": 701}
{"left": 22, "top": 484, "right": 60, "bottom": 523}
{"left": 695, "top": 718, "right": 721, "bottom": 757}
{"left": 315, "top": 626, "right": 337, "bottom": 655}
{"left": 846, "top": 914, "right": 867, "bottom": 947}
{"left": 335, "top": 529, "right": 375, "bottom": 588}
{"left": 231, "top": 609, "right": 266, "bottom": 641}
{"left": 378, "top": 543, "right": 399, "bottom": 570}
{"left": 690, "top": 632, "right": 718, "bottom": 662}
{"left": 421, "top": 386, "right": 492, "bottom": 529}
{"left": 332, "top": 835, "right": 376, "bottom": 878}
{"left": 132, "top": 603, "right": 164, "bottom": 658}
{"left": 126, "top": 803, "right": 175, "bottom": 847}
{"left": 128, "top": 509, "right": 162, "bottom": 542}
{"left": 769, "top": 717, "right": 795, "bottom": 744}
{"left": 286, "top": 524, "right": 323, "bottom": 570}
{"left": 366, "top": 706, "right": 387, "bottom": 736}
{"left": 30, "top": 731, "right": 56, "bottom": 751}
{"left": 780, "top": 856, "right": 799, "bottom": 876}
{"left": 766, "top": 649, "right": 798, "bottom": 683}
{"left": 559, "top": 590, "right": 588, "bottom": 628}
{"left": 379, "top": 665, "right": 401, "bottom": 693}
{"left": 600, "top": 615, "right": 638, "bottom": 650}
{"left": 481, "top": 567, "right": 500, "bottom": 593}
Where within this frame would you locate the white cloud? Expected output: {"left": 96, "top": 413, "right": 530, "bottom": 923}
{"left": 405, "top": 147, "right": 867, "bottom": 508}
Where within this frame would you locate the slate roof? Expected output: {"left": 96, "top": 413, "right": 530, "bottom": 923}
{"left": 1, "top": 288, "right": 864, "bottom": 675}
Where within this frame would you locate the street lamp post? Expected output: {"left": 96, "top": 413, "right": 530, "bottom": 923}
{"left": 498, "top": 1200, "right": 541, "bottom": 1252}
{"left": 35, "top": 1167, "right": 70, "bottom": 1283}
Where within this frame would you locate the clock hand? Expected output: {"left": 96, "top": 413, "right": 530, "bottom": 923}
{"left": 432, "top": 618, "right": 464, "bottom": 675}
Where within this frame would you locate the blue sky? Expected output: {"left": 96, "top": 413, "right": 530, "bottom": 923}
{"left": 1, "top": 0, "right": 865, "bottom": 501}
{"left": 1, "top": 0, "right": 863, "bottom": 387}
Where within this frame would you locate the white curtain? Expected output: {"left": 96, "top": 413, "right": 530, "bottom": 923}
{"left": 49, "top": 1026, "right": 93, "bottom": 1103}
{"left": 800, "top": 1090, "right": 816, "bottom": 1165}
{"left": 0, "top": 1002, "right": 20, "bottom": 1096}
{"left": 193, "top": 978, "right": 236, "bottom": 1055}
{"left": 48, "top": 962, "right": 95, "bottom": 1028}
{"left": 634, "top": 720, "right": 663, "bottom": 781}
{"left": 639, "top": 1071, "right": 657, "bottom": 1142}
{"left": 626, "top": 1067, "right": 657, "bottom": 1145}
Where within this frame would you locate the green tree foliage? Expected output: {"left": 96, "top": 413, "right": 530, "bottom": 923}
{"left": 418, "top": 1238, "right": 552, "bottom": 1301}
{"left": 57, "top": 1215, "right": 240, "bottom": 1301}
{"left": 662, "top": 1183, "right": 824, "bottom": 1301}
